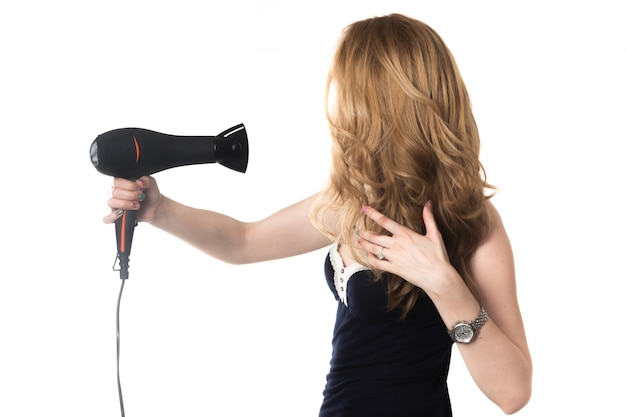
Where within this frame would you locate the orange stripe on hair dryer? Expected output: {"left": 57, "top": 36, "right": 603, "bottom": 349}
{"left": 90, "top": 124, "right": 249, "bottom": 279}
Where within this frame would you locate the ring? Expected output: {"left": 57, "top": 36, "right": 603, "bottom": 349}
{"left": 377, "top": 247, "right": 385, "bottom": 260}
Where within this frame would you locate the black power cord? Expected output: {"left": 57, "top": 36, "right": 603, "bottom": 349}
{"left": 116, "top": 278, "right": 127, "bottom": 417}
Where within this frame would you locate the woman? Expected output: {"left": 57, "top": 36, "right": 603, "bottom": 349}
{"left": 105, "top": 13, "right": 532, "bottom": 416}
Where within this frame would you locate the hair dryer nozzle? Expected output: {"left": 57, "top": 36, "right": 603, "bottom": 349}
{"left": 216, "top": 123, "right": 248, "bottom": 173}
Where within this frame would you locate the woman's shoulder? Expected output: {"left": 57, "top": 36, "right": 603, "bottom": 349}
{"left": 470, "top": 198, "right": 516, "bottom": 292}
{"left": 484, "top": 199, "right": 505, "bottom": 234}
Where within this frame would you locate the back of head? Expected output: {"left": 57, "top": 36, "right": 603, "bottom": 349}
{"left": 314, "top": 14, "right": 492, "bottom": 316}
{"left": 330, "top": 13, "right": 475, "bottom": 137}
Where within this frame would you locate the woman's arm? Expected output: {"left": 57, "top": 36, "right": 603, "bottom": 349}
{"left": 445, "top": 202, "right": 532, "bottom": 414}
{"left": 454, "top": 201, "right": 532, "bottom": 413}
{"left": 105, "top": 176, "right": 332, "bottom": 264}
{"left": 153, "top": 194, "right": 332, "bottom": 264}
{"left": 358, "top": 201, "right": 532, "bottom": 414}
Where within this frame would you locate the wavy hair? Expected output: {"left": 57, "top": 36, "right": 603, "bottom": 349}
{"left": 311, "top": 14, "right": 494, "bottom": 319}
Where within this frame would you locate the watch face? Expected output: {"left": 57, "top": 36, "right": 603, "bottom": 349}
{"left": 452, "top": 323, "right": 474, "bottom": 343}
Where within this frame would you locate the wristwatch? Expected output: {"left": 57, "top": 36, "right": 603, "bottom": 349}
{"left": 448, "top": 307, "right": 488, "bottom": 344}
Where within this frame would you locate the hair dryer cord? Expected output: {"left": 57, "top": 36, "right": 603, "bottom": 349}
{"left": 116, "top": 278, "right": 126, "bottom": 417}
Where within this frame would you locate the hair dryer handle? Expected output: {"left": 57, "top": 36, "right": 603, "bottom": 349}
{"left": 114, "top": 209, "right": 137, "bottom": 279}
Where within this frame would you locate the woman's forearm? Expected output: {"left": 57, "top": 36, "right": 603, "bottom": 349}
{"left": 151, "top": 196, "right": 249, "bottom": 264}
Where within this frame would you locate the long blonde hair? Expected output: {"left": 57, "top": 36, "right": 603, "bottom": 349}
{"left": 311, "top": 14, "right": 493, "bottom": 318}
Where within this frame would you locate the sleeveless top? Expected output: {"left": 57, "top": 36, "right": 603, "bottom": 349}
{"left": 319, "top": 243, "right": 453, "bottom": 417}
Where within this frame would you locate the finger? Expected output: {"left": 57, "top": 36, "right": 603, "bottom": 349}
{"left": 362, "top": 205, "right": 401, "bottom": 235}
{"left": 422, "top": 201, "right": 448, "bottom": 256}
{"left": 103, "top": 208, "right": 124, "bottom": 224}
{"left": 422, "top": 200, "right": 441, "bottom": 239}
{"left": 111, "top": 186, "right": 144, "bottom": 201}
{"left": 360, "top": 244, "right": 392, "bottom": 270}
{"left": 112, "top": 177, "right": 139, "bottom": 191}
{"left": 110, "top": 177, "right": 146, "bottom": 208}
{"left": 135, "top": 175, "right": 152, "bottom": 191}
{"left": 107, "top": 196, "right": 141, "bottom": 211}
{"left": 358, "top": 237, "right": 389, "bottom": 259}
{"left": 358, "top": 229, "right": 394, "bottom": 249}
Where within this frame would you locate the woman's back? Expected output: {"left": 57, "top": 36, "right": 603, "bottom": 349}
{"left": 319, "top": 244, "right": 453, "bottom": 416}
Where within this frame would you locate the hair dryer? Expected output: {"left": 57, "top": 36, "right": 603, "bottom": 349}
{"left": 90, "top": 123, "right": 249, "bottom": 279}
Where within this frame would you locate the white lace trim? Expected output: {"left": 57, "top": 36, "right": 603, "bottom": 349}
{"left": 329, "top": 243, "right": 368, "bottom": 307}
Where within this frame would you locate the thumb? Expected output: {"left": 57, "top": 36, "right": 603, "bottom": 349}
{"left": 136, "top": 175, "right": 152, "bottom": 191}
{"left": 423, "top": 200, "right": 449, "bottom": 257}
{"left": 423, "top": 200, "right": 441, "bottom": 239}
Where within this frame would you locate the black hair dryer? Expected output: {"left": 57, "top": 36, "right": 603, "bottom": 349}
{"left": 90, "top": 123, "right": 249, "bottom": 279}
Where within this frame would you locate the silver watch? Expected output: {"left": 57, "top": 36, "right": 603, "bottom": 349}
{"left": 448, "top": 307, "right": 488, "bottom": 344}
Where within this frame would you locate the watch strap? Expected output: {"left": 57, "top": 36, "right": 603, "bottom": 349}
{"left": 470, "top": 306, "right": 488, "bottom": 332}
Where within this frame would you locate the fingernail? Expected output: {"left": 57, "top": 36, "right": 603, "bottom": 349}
{"left": 138, "top": 192, "right": 146, "bottom": 201}
{"left": 355, "top": 229, "right": 360, "bottom": 237}
{"left": 362, "top": 205, "right": 370, "bottom": 213}
{"left": 426, "top": 200, "right": 433, "bottom": 209}
{"left": 116, "top": 209, "right": 124, "bottom": 216}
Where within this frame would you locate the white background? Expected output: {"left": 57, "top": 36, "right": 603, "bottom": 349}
{"left": 1, "top": 0, "right": 624, "bottom": 416}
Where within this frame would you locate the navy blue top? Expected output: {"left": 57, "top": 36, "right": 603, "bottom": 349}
{"left": 319, "top": 248, "right": 453, "bottom": 417}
